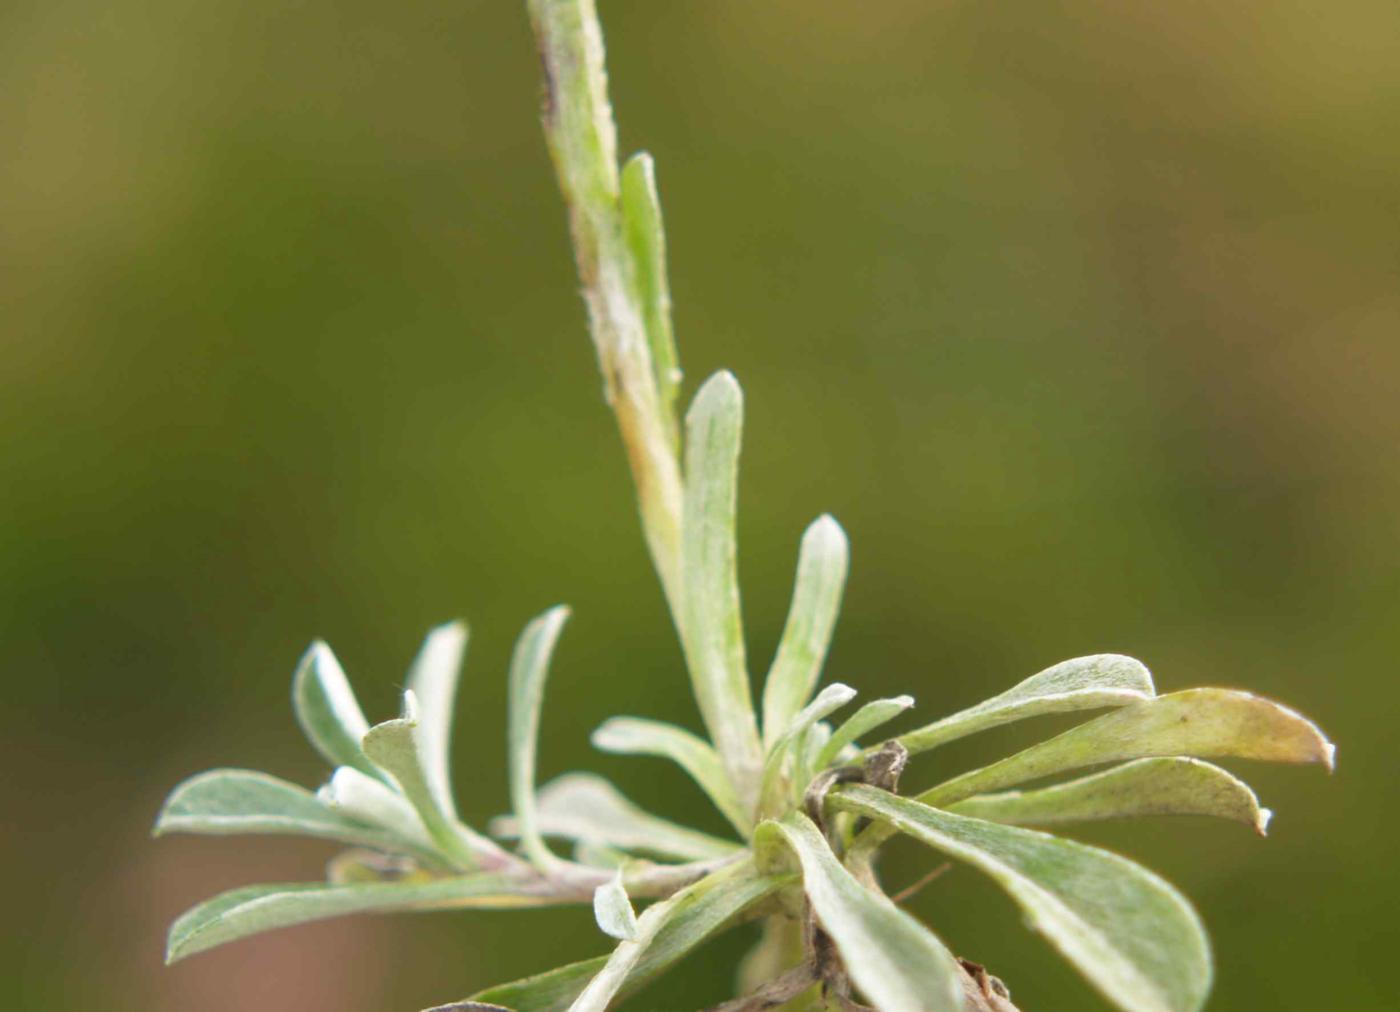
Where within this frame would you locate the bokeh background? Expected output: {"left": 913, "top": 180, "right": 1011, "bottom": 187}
{"left": 3, "top": 1, "right": 1397, "bottom": 1008}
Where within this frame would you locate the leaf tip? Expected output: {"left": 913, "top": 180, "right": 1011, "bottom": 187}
{"left": 1256, "top": 807, "right": 1274, "bottom": 836}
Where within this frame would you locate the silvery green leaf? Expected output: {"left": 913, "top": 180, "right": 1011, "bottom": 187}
{"left": 468, "top": 863, "right": 786, "bottom": 1012}
{"left": 761, "top": 515, "right": 850, "bottom": 749}
{"left": 593, "top": 870, "right": 638, "bottom": 940}
{"left": 680, "top": 371, "right": 764, "bottom": 805}
{"left": 568, "top": 862, "right": 778, "bottom": 1012}
{"left": 753, "top": 813, "right": 963, "bottom": 1011}
{"left": 292, "top": 641, "right": 384, "bottom": 782}
{"left": 405, "top": 620, "right": 469, "bottom": 815}
{"left": 591, "top": 716, "right": 748, "bottom": 834}
{"left": 490, "top": 773, "right": 740, "bottom": 863}
{"left": 758, "top": 684, "right": 856, "bottom": 816}
{"left": 154, "top": 769, "right": 404, "bottom": 852}
{"left": 794, "top": 720, "right": 833, "bottom": 794}
{"left": 834, "top": 785, "right": 1212, "bottom": 1012}
{"left": 817, "top": 695, "right": 915, "bottom": 770}
{"left": 166, "top": 873, "right": 547, "bottom": 963}
{"left": 900, "top": 654, "right": 1155, "bottom": 756}
{"left": 465, "top": 959, "right": 607, "bottom": 1012}
{"left": 362, "top": 692, "right": 507, "bottom": 870}
{"left": 949, "top": 757, "right": 1272, "bottom": 834}
{"left": 508, "top": 605, "right": 572, "bottom": 869}
{"left": 620, "top": 151, "right": 681, "bottom": 439}
{"left": 317, "top": 766, "right": 437, "bottom": 852}
{"left": 918, "top": 688, "right": 1335, "bottom": 809}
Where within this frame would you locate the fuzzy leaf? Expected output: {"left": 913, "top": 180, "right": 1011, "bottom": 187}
{"left": 406, "top": 621, "right": 469, "bottom": 815}
{"left": 490, "top": 773, "right": 741, "bottom": 863}
{"left": 835, "top": 785, "right": 1212, "bottom": 1012}
{"left": 292, "top": 641, "right": 383, "bottom": 781}
{"left": 593, "top": 870, "right": 639, "bottom": 940}
{"left": 468, "top": 863, "right": 786, "bottom": 1012}
{"left": 166, "top": 874, "right": 550, "bottom": 963}
{"left": 817, "top": 695, "right": 915, "bottom": 770}
{"left": 754, "top": 813, "right": 963, "bottom": 1011}
{"left": 900, "top": 654, "right": 1155, "bottom": 756}
{"left": 919, "top": 688, "right": 1335, "bottom": 809}
{"left": 317, "top": 766, "right": 437, "bottom": 852}
{"left": 759, "top": 684, "right": 856, "bottom": 815}
{"left": 592, "top": 716, "right": 749, "bottom": 834}
{"left": 680, "top": 371, "right": 764, "bottom": 805}
{"left": 950, "top": 757, "right": 1271, "bottom": 834}
{"left": 569, "top": 863, "right": 777, "bottom": 1012}
{"left": 620, "top": 151, "right": 681, "bottom": 437}
{"left": 154, "top": 769, "right": 405, "bottom": 852}
{"left": 761, "top": 515, "right": 850, "bottom": 748}
{"left": 508, "top": 606, "right": 572, "bottom": 869}
{"left": 362, "top": 693, "right": 505, "bottom": 870}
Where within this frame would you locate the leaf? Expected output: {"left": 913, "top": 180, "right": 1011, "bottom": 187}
{"left": 816, "top": 695, "right": 915, "bottom": 770}
{"left": 508, "top": 605, "right": 572, "bottom": 869}
{"left": 918, "top": 688, "right": 1335, "bottom": 809}
{"left": 833, "top": 785, "right": 1213, "bottom": 1012}
{"left": 154, "top": 769, "right": 406, "bottom": 852}
{"left": 758, "top": 684, "right": 856, "bottom": 816}
{"left": 490, "top": 773, "right": 740, "bottom": 863}
{"left": 406, "top": 620, "right": 469, "bottom": 815}
{"left": 620, "top": 151, "right": 681, "bottom": 440}
{"left": 166, "top": 874, "right": 551, "bottom": 963}
{"left": 949, "top": 757, "right": 1272, "bottom": 834}
{"left": 568, "top": 863, "right": 778, "bottom": 1012}
{"left": 593, "top": 870, "right": 638, "bottom": 940}
{"left": 592, "top": 716, "right": 749, "bottom": 834}
{"left": 680, "top": 371, "right": 765, "bottom": 805}
{"left": 753, "top": 813, "right": 964, "bottom": 1012}
{"left": 468, "top": 863, "right": 787, "bottom": 1012}
{"left": 761, "top": 515, "right": 850, "bottom": 749}
{"left": 900, "top": 654, "right": 1155, "bottom": 756}
{"left": 362, "top": 692, "right": 506, "bottom": 870}
{"left": 317, "top": 766, "right": 437, "bottom": 852}
{"left": 292, "top": 641, "right": 383, "bottom": 782}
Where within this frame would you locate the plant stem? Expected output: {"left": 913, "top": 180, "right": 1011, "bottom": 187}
{"left": 525, "top": 0, "right": 684, "bottom": 610}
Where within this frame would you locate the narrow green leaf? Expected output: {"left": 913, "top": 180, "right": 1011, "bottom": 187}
{"left": 919, "top": 688, "right": 1335, "bottom": 809}
{"left": 758, "top": 684, "right": 856, "bottom": 816}
{"left": 899, "top": 654, "right": 1155, "bottom": 756}
{"left": 317, "top": 766, "right": 437, "bottom": 852}
{"left": 292, "top": 641, "right": 383, "bottom": 782}
{"left": 592, "top": 716, "right": 749, "bottom": 834}
{"left": 754, "top": 813, "right": 963, "bottom": 1012}
{"left": 761, "top": 515, "right": 850, "bottom": 750}
{"left": 681, "top": 371, "right": 765, "bottom": 806}
{"left": 949, "top": 757, "right": 1272, "bottom": 834}
{"left": 464, "top": 959, "right": 607, "bottom": 1012}
{"left": 406, "top": 620, "right": 469, "bottom": 815}
{"left": 593, "top": 870, "right": 639, "bottom": 940}
{"left": 569, "top": 863, "right": 776, "bottom": 1012}
{"left": 508, "top": 605, "right": 572, "bottom": 869}
{"left": 620, "top": 151, "right": 681, "bottom": 440}
{"left": 362, "top": 693, "right": 506, "bottom": 870}
{"left": 166, "top": 874, "right": 550, "bottom": 963}
{"left": 468, "top": 863, "right": 786, "bottom": 1012}
{"left": 490, "top": 773, "right": 740, "bottom": 863}
{"left": 834, "top": 785, "right": 1212, "bottom": 1012}
{"left": 154, "top": 769, "right": 405, "bottom": 852}
{"left": 817, "top": 695, "right": 915, "bottom": 770}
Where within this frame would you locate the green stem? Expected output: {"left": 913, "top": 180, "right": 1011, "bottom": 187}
{"left": 525, "top": 0, "right": 684, "bottom": 609}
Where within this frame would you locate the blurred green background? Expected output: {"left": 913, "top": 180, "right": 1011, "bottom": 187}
{"left": 3, "top": 0, "right": 1396, "bottom": 1008}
